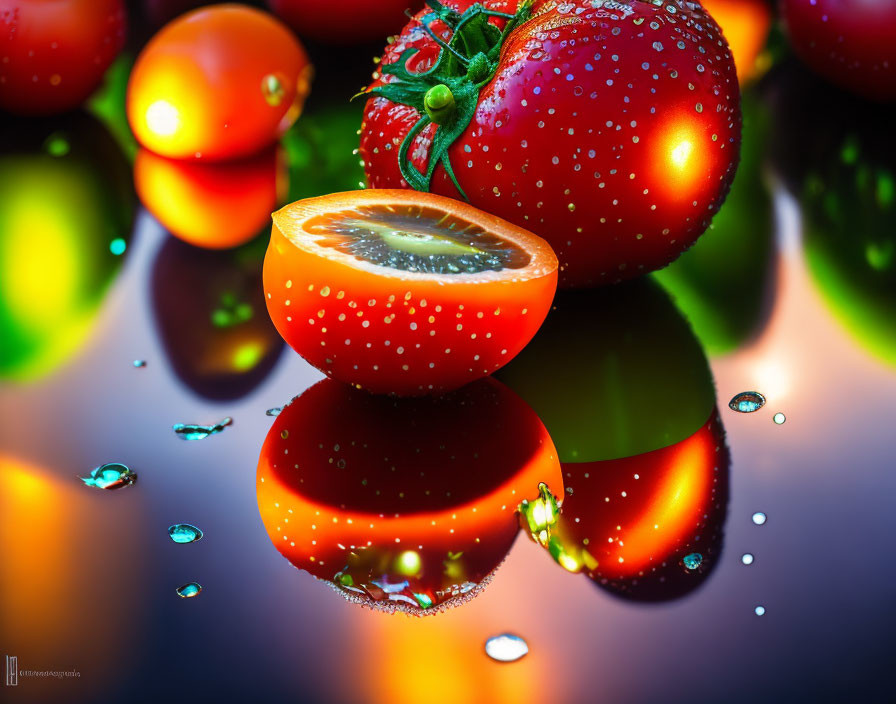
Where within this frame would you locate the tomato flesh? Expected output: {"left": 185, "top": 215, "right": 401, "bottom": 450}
{"left": 256, "top": 377, "right": 562, "bottom": 613}
{"left": 263, "top": 190, "right": 558, "bottom": 395}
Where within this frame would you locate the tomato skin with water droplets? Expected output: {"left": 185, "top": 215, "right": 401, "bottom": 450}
{"left": 360, "top": 0, "right": 741, "bottom": 287}
{"left": 263, "top": 190, "right": 558, "bottom": 395}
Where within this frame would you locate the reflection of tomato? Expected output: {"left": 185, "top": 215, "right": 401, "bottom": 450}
{"left": 0, "top": 0, "right": 127, "bottom": 115}
{"left": 135, "top": 146, "right": 287, "bottom": 249}
{"left": 266, "top": 0, "right": 417, "bottom": 44}
{"left": 546, "top": 411, "right": 729, "bottom": 602}
{"left": 497, "top": 280, "right": 714, "bottom": 463}
{"left": 151, "top": 235, "right": 284, "bottom": 401}
{"left": 256, "top": 377, "right": 562, "bottom": 613}
{"left": 127, "top": 5, "right": 312, "bottom": 160}
{"left": 264, "top": 190, "right": 558, "bottom": 395}
{"left": 0, "top": 112, "right": 134, "bottom": 381}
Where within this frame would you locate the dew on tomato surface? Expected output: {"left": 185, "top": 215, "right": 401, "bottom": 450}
{"left": 173, "top": 417, "right": 232, "bottom": 440}
{"left": 728, "top": 391, "right": 766, "bottom": 413}
{"left": 752, "top": 512, "right": 767, "bottom": 525}
{"left": 176, "top": 582, "right": 202, "bottom": 599}
{"left": 742, "top": 553, "right": 755, "bottom": 565}
{"left": 773, "top": 412, "right": 786, "bottom": 425}
{"left": 132, "top": 359, "right": 147, "bottom": 368}
{"left": 682, "top": 552, "right": 703, "bottom": 571}
{"left": 484, "top": 634, "right": 529, "bottom": 663}
{"left": 168, "top": 524, "right": 203, "bottom": 544}
{"left": 265, "top": 407, "right": 282, "bottom": 417}
{"left": 80, "top": 463, "right": 136, "bottom": 490}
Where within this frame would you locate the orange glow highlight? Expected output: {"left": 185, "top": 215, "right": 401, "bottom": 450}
{"left": 701, "top": 0, "right": 772, "bottom": 83}
{"left": 145, "top": 99, "right": 181, "bottom": 137}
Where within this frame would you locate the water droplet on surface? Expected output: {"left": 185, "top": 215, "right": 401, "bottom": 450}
{"left": 773, "top": 412, "right": 786, "bottom": 425}
{"left": 484, "top": 634, "right": 528, "bottom": 662}
{"left": 728, "top": 391, "right": 765, "bottom": 413}
{"left": 265, "top": 407, "right": 282, "bottom": 417}
{"left": 173, "top": 417, "right": 232, "bottom": 440}
{"left": 133, "top": 359, "right": 146, "bottom": 368}
{"left": 754, "top": 605, "right": 766, "bottom": 616}
{"left": 261, "top": 73, "right": 285, "bottom": 106}
{"left": 742, "top": 553, "right": 754, "bottom": 565}
{"left": 81, "top": 463, "right": 136, "bottom": 490}
{"left": 682, "top": 552, "right": 703, "bottom": 571}
{"left": 110, "top": 238, "right": 127, "bottom": 256}
{"left": 176, "top": 582, "right": 202, "bottom": 599}
{"left": 752, "top": 512, "right": 767, "bottom": 525}
{"left": 168, "top": 524, "right": 203, "bottom": 544}
{"left": 518, "top": 483, "right": 560, "bottom": 547}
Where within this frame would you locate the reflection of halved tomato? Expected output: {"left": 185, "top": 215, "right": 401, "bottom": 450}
{"left": 545, "top": 411, "right": 729, "bottom": 602}
{"left": 256, "top": 377, "right": 562, "bottom": 613}
{"left": 151, "top": 235, "right": 284, "bottom": 401}
{"left": 0, "top": 0, "right": 127, "bottom": 116}
{"left": 263, "top": 190, "right": 558, "bottom": 395}
{"left": 127, "top": 5, "right": 311, "bottom": 160}
{"left": 135, "top": 146, "right": 287, "bottom": 249}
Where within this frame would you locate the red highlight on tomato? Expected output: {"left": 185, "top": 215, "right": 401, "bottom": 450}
{"left": 263, "top": 190, "right": 558, "bottom": 395}
{"left": 127, "top": 4, "right": 312, "bottom": 161}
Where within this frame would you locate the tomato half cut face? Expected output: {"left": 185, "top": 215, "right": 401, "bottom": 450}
{"left": 263, "top": 190, "right": 558, "bottom": 395}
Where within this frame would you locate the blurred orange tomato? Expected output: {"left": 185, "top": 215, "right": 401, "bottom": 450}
{"left": 701, "top": 0, "right": 772, "bottom": 84}
{"left": 0, "top": 0, "right": 126, "bottom": 115}
{"left": 135, "top": 146, "right": 287, "bottom": 248}
{"left": 127, "top": 4, "right": 311, "bottom": 160}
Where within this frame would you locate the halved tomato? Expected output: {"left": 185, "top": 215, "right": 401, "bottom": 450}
{"left": 135, "top": 146, "right": 287, "bottom": 249}
{"left": 256, "top": 377, "right": 562, "bottom": 613}
{"left": 263, "top": 190, "right": 558, "bottom": 395}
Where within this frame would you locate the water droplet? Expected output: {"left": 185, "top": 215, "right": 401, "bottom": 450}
{"left": 81, "top": 463, "right": 136, "bottom": 490}
{"left": 261, "top": 73, "right": 285, "bottom": 106}
{"left": 173, "top": 417, "right": 232, "bottom": 440}
{"left": 752, "top": 512, "right": 767, "bottom": 525}
{"left": 110, "top": 237, "right": 127, "bottom": 256}
{"left": 773, "top": 412, "right": 786, "bottom": 425}
{"left": 518, "top": 483, "right": 560, "bottom": 547}
{"left": 168, "top": 524, "right": 203, "bottom": 544}
{"left": 176, "top": 582, "right": 202, "bottom": 599}
{"left": 133, "top": 359, "right": 146, "bottom": 368}
{"left": 742, "top": 553, "right": 755, "bottom": 565}
{"left": 682, "top": 552, "right": 703, "bottom": 571}
{"left": 728, "top": 391, "right": 766, "bottom": 413}
{"left": 280, "top": 430, "right": 289, "bottom": 440}
{"left": 485, "top": 634, "right": 528, "bottom": 662}
{"left": 265, "top": 407, "right": 282, "bottom": 417}
{"left": 754, "top": 605, "right": 766, "bottom": 616}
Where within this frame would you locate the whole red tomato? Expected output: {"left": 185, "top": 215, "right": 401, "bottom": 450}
{"left": 127, "top": 4, "right": 311, "bottom": 161}
{"left": 780, "top": 0, "right": 896, "bottom": 102}
{"left": 0, "top": 0, "right": 126, "bottom": 115}
{"left": 360, "top": 0, "right": 741, "bottom": 287}
{"left": 266, "top": 0, "right": 419, "bottom": 43}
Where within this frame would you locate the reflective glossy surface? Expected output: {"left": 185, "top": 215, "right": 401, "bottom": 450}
{"left": 1, "top": 35, "right": 894, "bottom": 704}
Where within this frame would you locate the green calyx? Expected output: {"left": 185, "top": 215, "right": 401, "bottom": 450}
{"left": 358, "top": 0, "right": 533, "bottom": 200}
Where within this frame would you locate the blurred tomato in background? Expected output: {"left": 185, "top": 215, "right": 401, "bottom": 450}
{"left": 0, "top": 112, "right": 135, "bottom": 382}
{"left": 135, "top": 145, "right": 287, "bottom": 248}
{"left": 127, "top": 4, "right": 311, "bottom": 160}
{"left": 701, "top": 0, "right": 772, "bottom": 84}
{"left": 265, "top": 0, "right": 419, "bottom": 44}
{"left": 780, "top": 0, "right": 896, "bottom": 102}
{"left": 0, "top": 0, "right": 126, "bottom": 115}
